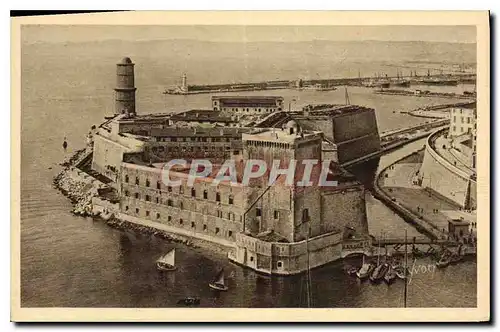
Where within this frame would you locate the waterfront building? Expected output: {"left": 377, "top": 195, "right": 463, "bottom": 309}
{"left": 449, "top": 103, "right": 477, "bottom": 138}
{"left": 212, "top": 96, "right": 284, "bottom": 116}
{"left": 418, "top": 103, "right": 477, "bottom": 209}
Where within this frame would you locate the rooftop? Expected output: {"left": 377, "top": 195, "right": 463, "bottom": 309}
{"left": 302, "top": 104, "right": 374, "bottom": 117}
{"left": 212, "top": 96, "right": 283, "bottom": 100}
{"left": 243, "top": 128, "right": 322, "bottom": 144}
{"left": 116, "top": 113, "right": 170, "bottom": 123}
{"left": 150, "top": 126, "right": 251, "bottom": 138}
{"left": 170, "top": 109, "right": 235, "bottom": 122}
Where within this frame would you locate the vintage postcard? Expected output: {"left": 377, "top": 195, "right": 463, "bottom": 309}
{"left": 11, "top": 11, "right": 490, "bottom": 322}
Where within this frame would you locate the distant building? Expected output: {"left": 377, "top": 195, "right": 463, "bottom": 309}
{"left": 449, "top": 102, "right": 477, "bottom": 138}
{"left": 212, "top": 96, "right": 284, "bottom": 116}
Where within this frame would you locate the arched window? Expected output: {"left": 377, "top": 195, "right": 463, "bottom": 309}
{"left": 191, "top": 188, "right": 196, "bottom": 197}
{"left": 125, "top": 175, "right": 129, "bottom": 183}
{"left": 203, "top": 190, "right": 208, "bottom": 199}
{"left": 145, "top": 179, "right": 150, "bottom": 187}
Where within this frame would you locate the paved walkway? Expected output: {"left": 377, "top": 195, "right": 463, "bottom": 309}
{"left": 380, "top": 158, "right": 477, "bottom": 238}
{"left": 433, "top": 135, "right": 475, "bottom": 175}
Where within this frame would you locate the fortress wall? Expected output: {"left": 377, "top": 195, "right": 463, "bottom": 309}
{"left": 336, "top": 133, "right": 381, "bottom": 164}
{"left": 332, "top": 110, "right": 381, "bottom": 164}
{"left": 321, "top": 186, "right": 368, "bottom": 236}
{"left": 419, "top": 132, "right": 473, "bottom": 208}
{"left": 295, "top": 118, "right": 333, "bottom": 141}
{"left": 92, "top": 134, "right": 129, "bottom": 179}
{"left": 332, "top": 110, "right": 380, "bottom": 142}
{"left": 296, "top": 110, "right": 380, "bottom": 164}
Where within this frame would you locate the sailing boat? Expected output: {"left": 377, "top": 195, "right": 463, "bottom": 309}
{"left": 156, "top": 248, "right": 176, "bottom": 271}
{"left": 356, "top": 254, "right": 374, "bottom": 280}
{"left": 209, "top": 269, "right": 229, "bottom": 291}
{"left": 384, "top": 259, "right": 397, "bottom": 284}
{"left": 370, "top": 233, "right": 389, "bottom": 283}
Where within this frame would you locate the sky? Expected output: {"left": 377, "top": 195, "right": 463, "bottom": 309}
{"left": 22, "top": 25, "right": 476, "bottom": 44}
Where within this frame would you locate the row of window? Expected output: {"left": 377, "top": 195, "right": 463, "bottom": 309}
{"left": 123, "top": 180, "right": 235, "bottom": 204}
{"left": 124, "top": 192, "right": 240, "bottom": 220}
{"left": 452, "top": 116, "right": 473, "bottom": 124}
{"left": 225, "top": 107, "right": 277, "bottom": 113}
{"left": 155, "top": 137, "right": 233, "bottom": 143}
{"left": 452, "top": 126, "right": 473, "bottom": 134}
{"left": 150, "top": 145, "right": 232, "bottom": 154}
{"left": 123, "top": 205, "right": 234, "bottom": 237}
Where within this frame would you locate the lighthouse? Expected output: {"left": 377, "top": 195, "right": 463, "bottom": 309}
{"left": 114, "top": 57, "right": 137, "bottom": 116}
{"left": 181, "top": 73, "right": 188, "bottom": 92}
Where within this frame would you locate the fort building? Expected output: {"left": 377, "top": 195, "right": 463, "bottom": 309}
{"left": 90, "top": 57, "right": 371, "bottom": 275}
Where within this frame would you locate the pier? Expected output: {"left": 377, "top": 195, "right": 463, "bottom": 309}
{"left": 164, "top": 73, "right": 477, "bottom": 95}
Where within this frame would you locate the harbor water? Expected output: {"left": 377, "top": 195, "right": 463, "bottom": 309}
{"left": 20, "top": 43, "right": 476, "bottom": 308}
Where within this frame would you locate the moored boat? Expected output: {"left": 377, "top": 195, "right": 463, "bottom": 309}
{"left": 384, "top": 265, "right": 397, "bottom": 284}
{"left": 370, "top": 263, "right": 389, "bottom": 283}
{"left": 436, "top": 252, "right": 451, "bottom": 268}
{"left": 346, "top": 265, "right": 359, "bottom": 276}
{"left": 394, "top": 265, "right": 409, "bottom": 280}
{"left": 356, "top": 262, "right": 374, "bottom": 280}
{"left": 422, "top": 78, "right": 458, "bottom": 86}
{"left": 209, "top": 269, "right": 229, "bottom": 291}
{"left": 450, "top": 253, "right": 463, "bottom": 265}
{"left": 156, "top": 248, "right": 176, "bottom": 271}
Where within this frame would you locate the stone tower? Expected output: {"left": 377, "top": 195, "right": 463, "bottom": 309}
{"left": 115, "top": 57, "right": 137, "bottom": 116}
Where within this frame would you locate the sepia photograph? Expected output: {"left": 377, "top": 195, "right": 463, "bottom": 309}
{"left": 11, "top": 11, "right": 490, "bottom": 322}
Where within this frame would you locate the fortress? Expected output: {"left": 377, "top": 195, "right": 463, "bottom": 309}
{"left": 89, "top": 57, "right": 381, "bottom": 275}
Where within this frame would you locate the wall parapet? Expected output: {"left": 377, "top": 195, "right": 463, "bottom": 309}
{"left": 425, "top": 128, "right": 473, "bottom": 181}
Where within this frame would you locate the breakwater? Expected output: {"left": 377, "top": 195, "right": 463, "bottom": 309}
{"left": 164, "top": 73, "right": 476, "bottom": 95}
{"left": 374, "top": 89, "right": 474, "bottom": 99}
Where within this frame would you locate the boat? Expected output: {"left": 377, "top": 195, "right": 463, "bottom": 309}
{"left": 449, "top": 253, "right": 462, "bottom": 264}
{"left": 356, "top": 255, "right": 374, "bottom": 280}
{"left": 346, "top": 265, "right": 359, "bottom": 276}
{"left": 356, "top": 262, "right": 374, "bottom": 280}
{"left": 412, "top": 245, "right": 426, "bottom": 258}
{"left": 370, "top": 262, "right": 389, "bottom": 283}
{"left": 379, "top": 81, "right": 390, "bottom": 89}
{"left": 391, "top": 79, "right": 410, "bottom": 88}
{"left": 436, "top": 252, "right": 451, "bottom": 268}
{"left": 315, "top": 84, "right": 337, "bottom": 91}
{"left": 369, "top": 232, "right": 388, "bottom": 283}
{"left": 209, "top": 269, "right": 229, "bottom": 291}
{"left": 384, "top": 265, "right": 397, "bottom": 284}
{"left": 422, "top": 78, "right": 458, "bottom": 86}
{"left": 176, "top": 297, "right": 200, "bottom": 306}
{"left": 394, "top": 264, "right": 409, "bottom": 280}
{"left": 156, "top": 248, "right": 176, "bottom": 271}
